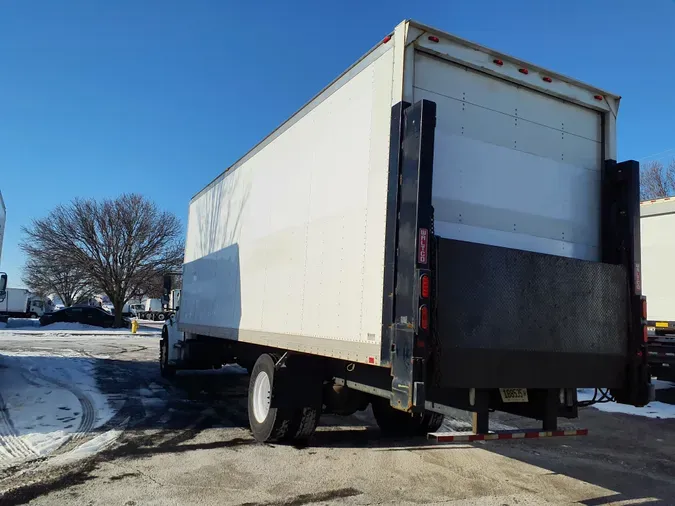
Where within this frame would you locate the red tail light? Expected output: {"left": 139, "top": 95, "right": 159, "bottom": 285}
{"left": 419, "top": 305, "right": 429, "bottom": 330}
{"left": 642, "top": 297, "right": 647, "bottom": 320}
{"left": 420, "top": 274, "right": 430, "bottom": 299}
{"left": 428, "top": 35, "right": 439, "bottom": 43}
{"left": 418, "top": 228, "right": 429, "bottom": 264}
{"left": 643, "top": 325, "right": 649, "bottom": 343}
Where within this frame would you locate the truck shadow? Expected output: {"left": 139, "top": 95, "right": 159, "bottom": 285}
{"left": 2, "top": 351, "right": 674, "bottom": 505}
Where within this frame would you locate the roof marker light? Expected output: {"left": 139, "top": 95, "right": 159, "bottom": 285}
{"left": 428, "top": 35, "right": 440, "bottom": 43}
{"left": 543, "top": 76, "right": 553, "bottom": 83}
{"left": 594, "top": 95, "right": 603, "bottom": 101}
{"left": 493, "top": 59, "right": 504, "bottom": 66}
{"left": 518, "top": 68, "right": 529, "bottom": 75}
{"left": 382, "top": 35, "right": 392, "bottom": 44}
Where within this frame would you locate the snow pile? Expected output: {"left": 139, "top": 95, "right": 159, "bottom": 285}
{"left": 578, "top": 382, "right": 675, "bottom": 419}
{"left": 41, "top": 322, "right": 127, "bottom": 331}
{"left": 2, "top": 318, "right": 40, "bottom": 329}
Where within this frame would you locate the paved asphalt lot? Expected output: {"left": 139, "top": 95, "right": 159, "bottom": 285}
{"left": 1, "top": 333, "right": 674, "bottom": 505}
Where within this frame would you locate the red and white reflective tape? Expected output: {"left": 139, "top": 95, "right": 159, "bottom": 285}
{"left": 428, "top": 429, "right": 588, "bottom": 443}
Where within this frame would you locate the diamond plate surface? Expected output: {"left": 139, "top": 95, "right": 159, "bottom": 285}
{"left": 435, "top": 239, "right": 629, "bottom": 356}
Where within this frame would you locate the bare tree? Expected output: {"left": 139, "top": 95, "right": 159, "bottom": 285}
{"left": 640, "top": 160, "right": 675, "bottom": 200}
{"left": 22, "top": 258, "right": 93, "bottom": 307}
{"left": 21, "top": 194, "right": 184, "bottom": 326}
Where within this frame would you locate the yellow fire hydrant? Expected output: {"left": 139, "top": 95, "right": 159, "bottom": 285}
{"left": 131, "top": 319, "right": 138, "bottom": 334}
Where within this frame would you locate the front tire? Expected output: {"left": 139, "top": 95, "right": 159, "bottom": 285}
{"left": 146, "top": 313, "right": 154, "bottom": 321}
{"left": 371, "top": 397, "right": 444, "bottom": 436}
{"left": 157, "top": 313, "right": 166, "bottom": 321}
{"left": 247, "top": 354, "right": 319, "bottom": 443}
{"left": 160, "top": 337, "right": 175, "bottom": 378}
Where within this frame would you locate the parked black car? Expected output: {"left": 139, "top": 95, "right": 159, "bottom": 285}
{"left": 39, "top": 306, "right": 131, "bottom": 328}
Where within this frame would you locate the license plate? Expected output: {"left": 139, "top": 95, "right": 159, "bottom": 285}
{"left": 499, "top": 388, "right": 529, "bottom": 403}
{"left": 656, "top": 322, "right": 669, "bottom": 328}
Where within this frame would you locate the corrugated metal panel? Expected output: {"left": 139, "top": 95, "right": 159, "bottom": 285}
{"left": 641, "top": 204, "right": 675, "bottom": 321}
{"left": 414, "top": 53, "right": 603, "bottom": 261}
{"left": 0, "top": 190, "right": 5, "bottom": 266}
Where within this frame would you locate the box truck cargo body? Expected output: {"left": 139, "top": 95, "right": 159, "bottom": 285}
{"left": 162, "top": 20, "right": 652, "bottom": 443}
{"left": 0, "top": 191, "right": 5, "bottom": 266}
{"left": 641, "top": 198, "right": 675, "bottom": 378}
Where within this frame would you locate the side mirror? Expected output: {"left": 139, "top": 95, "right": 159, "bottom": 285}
{"left": 0, "top": 272, "right": 6, "bottom": 303}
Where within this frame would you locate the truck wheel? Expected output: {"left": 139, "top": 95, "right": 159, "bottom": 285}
{"left": 160, "top": 338, "right": 176, "bottom": 378}
{"left": 371, "top": 397, "right": 444, "bottom": 436}
{"left": 29, "top": 313, "right": 38, "bottom": 319}
{"left": 247, "top": 354, "right": 319, "bottom": 443}
{"left": 146, "top": 313, "right": 154, "bottom": 321}
{"left": 157, "top": 313, "right": 166, "bottom": 321}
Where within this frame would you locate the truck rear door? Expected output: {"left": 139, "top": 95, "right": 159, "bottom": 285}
{"left": 405, "top": 47, "right": 640, "bottom": 392}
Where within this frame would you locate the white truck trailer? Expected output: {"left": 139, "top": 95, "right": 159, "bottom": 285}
{"left": 0, "top": 191, "right": 6, "bottom": 305}
{"left": 162, "top": 20, "right": 652, "bottom": 443}
{"left": 0, "top": 190, "right": 5, "bottom": 266}
{"left": 641, "top": 197, "right": 675, "bottom": 379}
{"left": 0, "top": 288, "right": 48, "bottom": 319}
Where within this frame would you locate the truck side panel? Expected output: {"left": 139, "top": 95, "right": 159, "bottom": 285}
{"left": 180, "top": 44, "right": 396, "bottom": 364}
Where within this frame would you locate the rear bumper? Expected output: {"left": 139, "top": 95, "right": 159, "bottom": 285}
{"left": 648, "top": 321, "right": 675, "bottom": 335}
{"left": 648, "top": 338, "right": 675, "bottom": 368}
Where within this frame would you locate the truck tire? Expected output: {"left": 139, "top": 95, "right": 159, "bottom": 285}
{"left": 146, "top": 313, "right": 154, "bottom": 321}
{"left": 371, "top": 397, "right": 444, "bottom": 436}
{"left": 247, "top": 354, "right": 320, "bottom": 444}
{"left": 157, "top": 313, "right": 166, "bottom": 321}
{"left": 160, "top": 338, "right": 176, "bottom": 378}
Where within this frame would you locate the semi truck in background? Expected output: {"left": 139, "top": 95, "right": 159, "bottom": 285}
{"left": 0, "top": 288, "right": 49, "bottom": 320}
{"left": 139, "top": 290, "right": 180, "bottom": 321}
{"left": 161, "top": 20, "right": 653, "bottom": 444}
{"left": 641, "top": 197, "right": 675, "bottom": 380}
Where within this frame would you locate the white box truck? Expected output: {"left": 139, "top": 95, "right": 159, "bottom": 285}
{"left": 0, "top": 288, "right": 48, "bottom": 319}
{"left": 641, "top": 197, "right": 675, "bottom": 379}
{"left": 162, "top": 20, "right": 652, "bottom": 443}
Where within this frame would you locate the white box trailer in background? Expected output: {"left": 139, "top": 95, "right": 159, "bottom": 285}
{"left": 0, "top": 190, "right": 5, "bottom": 266}
{"left": 641, "top": 198, "right": 675, "bottom": 379}
{"left": 162, "top": 20, "right": 652, "bottom": 444}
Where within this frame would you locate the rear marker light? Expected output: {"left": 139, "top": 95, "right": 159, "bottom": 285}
{"left": 419, "top": 305, "right": 429, "bottom": 331}
{"left": 382, "top": 35, "right": 392, "bottom": 44}
{"left": 519, "top": 68, "right": 529, "bottom": 75}
{"left": 643, "top": 326, "right": 649, "bottom": 343}
{"left": 642, "top": 298, "right": 647, "bottom": 320}
{"left": 418, "top": 228, "right": 429, "bottom": 264}
{"left": 368, "top": 356, "right": 375, "bottom": 364}
{"left": 543, "top": 76, "right": 552, "bottom": 83}
{"left": 493, "top": 59, "right": 503, "bottom": 66}
{"left": 428, "top": 35, "right": 440, "bottom": 43}
{"left": 420, "top": 274, "right": 430, "bottom": 299}
{"left": 594, "top": 95, "right": 603, "bottom": 101}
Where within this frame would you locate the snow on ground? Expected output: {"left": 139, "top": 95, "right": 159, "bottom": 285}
{"left": 578, "top": 383, "right": 675, "bottom": 419}
{"left": 0, "top": 349, "right": 121, "bottom": 467}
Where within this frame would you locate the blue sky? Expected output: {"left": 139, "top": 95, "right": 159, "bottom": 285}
{"left": 1, "top": 0, "right": 674, "bottom": 286}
